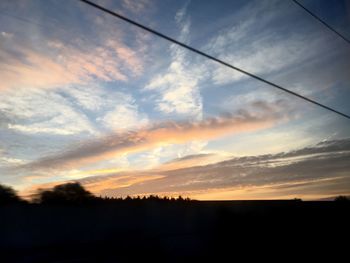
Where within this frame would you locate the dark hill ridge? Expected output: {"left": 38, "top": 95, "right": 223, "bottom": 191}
{"left": 0, "top": 199, "right": 349, "bottom": 262}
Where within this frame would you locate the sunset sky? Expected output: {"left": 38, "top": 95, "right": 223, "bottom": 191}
{"left": 0, "top": 0, "right": 350, "bottom": 200}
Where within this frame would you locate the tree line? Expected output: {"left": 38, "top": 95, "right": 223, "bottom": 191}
{"left": 0, "top": 182, "right": 192, "bottom": 205}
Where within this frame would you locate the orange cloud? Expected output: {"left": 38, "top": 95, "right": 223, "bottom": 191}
{"left": 0, "top": 48, "right": 79, "bottom": 90}
{"left": 0, "top": 37, "right": 144, "bottom": 90}
{"left": 154, "top": 153, "right": 230, "bottom": 171}
{"left": 82, "top": 174, "right": 165, "bottom": 194}
{"left": 110, "top": 42, "right": 143, "bottom": 75}
{"left": 189, "top": 177, "right": 350, "bottom": 201}
{"left": 19, "top": 108, "right": 284, "bottom": 171}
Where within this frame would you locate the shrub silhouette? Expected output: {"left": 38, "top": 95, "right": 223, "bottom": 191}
{"left": 36, "top": 182, "right": 95, "bottom": 205}
{"left": 0, "top": 184, "right": 22, "bottom": 204}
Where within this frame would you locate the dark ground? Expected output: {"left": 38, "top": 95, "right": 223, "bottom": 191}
{"left": 0, "top": 200, "right": 349, "bottom": 262}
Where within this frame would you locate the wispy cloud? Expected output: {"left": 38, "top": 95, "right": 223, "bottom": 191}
{"left": 145, "top": 5, "right": 204, "bottom": 119}
{"left": 155, "top": 153, "right": 229, "bottom": 171}
{"left": 121, "top": 0, "right": 150, "bottom": 14}
{"left": 209, "top": 34, "right": 325, "bottom": 86}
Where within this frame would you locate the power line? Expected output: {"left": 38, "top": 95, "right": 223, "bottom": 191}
{"left": 292, "top": 0, "right": 350, "bottom": 45}
{"left": 80, "top": 0, "right": 350, "bottom": 120}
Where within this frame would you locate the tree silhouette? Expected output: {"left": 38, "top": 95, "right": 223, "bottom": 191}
{"left": 0, "top": 184, "right": 22, "bottom": 204}
{"left": 335, "top": 195, "right": 349, "bottom": 202}
{"left": 36, "top": 182, "right": 95, "bottom": 205}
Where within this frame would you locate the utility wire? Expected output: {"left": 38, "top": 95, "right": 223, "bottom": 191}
{"left": 292, "top": 0, "right": 350, "bottom": 45}
{"left": 80, "top": 0, "right": 350, "bottom": 120}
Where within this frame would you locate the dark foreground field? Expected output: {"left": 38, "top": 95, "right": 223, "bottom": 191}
{"left": 1, "top": 200, "right": 349, "bottom": 262}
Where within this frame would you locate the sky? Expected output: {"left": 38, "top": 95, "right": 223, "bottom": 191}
{"left": 0, "top": 0, "right": 350, "bottom": 200}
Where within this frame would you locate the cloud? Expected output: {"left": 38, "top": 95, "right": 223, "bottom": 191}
{"left": 121, "top": 0, "right": 150, "bottom": 14}
{"left": 129, "top": 140, "right": 209, "bottom": 170}
{"left": 209, "top": 34, "right": 323, "bottom": 86}
{"left": 19, "top": 172, "right": 165, "bottom": 199}
{"left": 1, "top": 31, "right": 14, "bottom": 39}
{"left": 96, "top": 92, "right": 149, "bottom": 132}
{"left": 81, "top": 174, "right": 165, "bottom": 194}
{"left": 88, "top": 138, "right": 350, "bottom": 200}
{"left": 60, "top": 85, "right": 107, "bottom": 112}
{"left": 0, "top": 81, "right": 149, "bottom": 136}
{"left": 0, "top": 156, "right": 27, "bottom": 166}
{"left": 0, "top": 32, "right": 144, "bottom": 90}
{"left": 17, "top": 102, "right": 284, "bottom": 171}
{"left": 58, "top": 84, "right": 149, "bottom": 132}
{"left": 190, "top": 176, "right": 350, "bottom": 200}
{"left": 0, "top": 47, "right": 79, "bottom": 90}
{"left": 18, "top": 138, "right": 350, "bottom": 200}
{"left": 166, "top": 153, "right": 216, "bottom": 163}
{"left": 200, "top": 0, "right": 337, "bottom": 88}
{"left": 145, "top": 5, "right": 204, "bottom": 119}
{"left": 0, "top": 87, "right": 97, "bottom": 136}
{"left": 141, "top": 0, "right": 342, "bottom": 125}
{"left": 155, "top": 153, "right": 229, "bottom": 171}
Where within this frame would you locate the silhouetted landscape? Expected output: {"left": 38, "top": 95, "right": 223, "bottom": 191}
{"left": 0, "top": 182, "right": 349, "bottom": 262}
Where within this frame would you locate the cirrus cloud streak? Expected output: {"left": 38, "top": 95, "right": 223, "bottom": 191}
{"left": 17, "top": 101, "right": 287, "bottom": 171}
